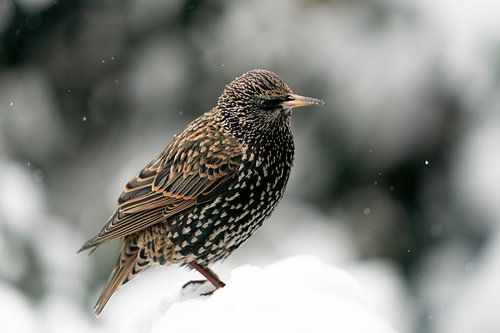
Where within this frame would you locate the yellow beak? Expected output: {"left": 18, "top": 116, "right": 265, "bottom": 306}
{"left": 280, "top": 94, "right": 325, "bottom": 109}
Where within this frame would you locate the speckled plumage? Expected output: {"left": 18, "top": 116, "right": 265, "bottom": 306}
{"left": 79, "top": 69, "right": 324, "bottom": 316}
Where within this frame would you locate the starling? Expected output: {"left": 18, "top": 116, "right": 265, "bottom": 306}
{"left": 79, "top": 69, "right": 324, "bottom": 316}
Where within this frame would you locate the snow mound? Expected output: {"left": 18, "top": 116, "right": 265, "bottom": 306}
{"left": 0, "top": 281, "right": 38, "bottom": 333}
{"left": 124, "top": 256, "right": 397, "bottom": 333}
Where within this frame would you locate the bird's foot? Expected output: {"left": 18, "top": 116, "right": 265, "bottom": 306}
{"left": 180, "top": 279, "right": 217, "bottom": 299}
{"left": 200, "top": 289, "right": 217, "bottom": 296}
{"left": 183, "top": 262, "right": 225, "bottom": 297}
{"left": 182, "top": 279, "right": 208, "bottom": 289}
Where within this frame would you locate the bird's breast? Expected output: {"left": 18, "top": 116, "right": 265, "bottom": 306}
{"left": 166, "top": 132, "right": 295, "bottom": 265}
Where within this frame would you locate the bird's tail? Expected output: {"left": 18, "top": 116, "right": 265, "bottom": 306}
{"left": 94, "top": 239, "right": 141, "bottom": 316}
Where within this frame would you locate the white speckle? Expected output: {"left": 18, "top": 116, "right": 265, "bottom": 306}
{"left": 82, "top": 116, "right": 87, "bottom": 122}
{"left": 373, "top": 180, "right": 378, "bottom": 185}
{"left": 68, "top": 89, "right": 71, "bottom": 93}
{"left": 221, "top": 64, "right": 225, "bottom": 68}
{"left": 101, "top": 59, "right": 105, "bottom": 63}
{"left": 111, "top": 56, "right": 115, "bottom": 60}
{"left": 9, "top": 102, "right": 14, "bottom": 107}
{"left": 26, "top": 162, "right": 31, "bottom": 167}
{"left": 363, "top": 208, "right": 370, "bottom": 215}
{"left": 425, "top": 160, "right": 430, "bottom": 165}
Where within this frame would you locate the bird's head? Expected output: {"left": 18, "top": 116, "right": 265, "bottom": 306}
{"left": 217, "top": 69, "right": 324, "bottom": 144}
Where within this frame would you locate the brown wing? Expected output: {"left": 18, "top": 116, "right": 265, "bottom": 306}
{"left": 79, "top": 114, "right": 244, "bottom": 252}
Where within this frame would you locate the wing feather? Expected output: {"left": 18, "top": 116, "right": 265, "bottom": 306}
{"left": 79, "top": 114, "right": 245, "bottom": 252}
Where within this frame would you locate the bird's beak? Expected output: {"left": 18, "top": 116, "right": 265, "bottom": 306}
{"left": 280, "top": 94, "right": 325, "bottom": 109}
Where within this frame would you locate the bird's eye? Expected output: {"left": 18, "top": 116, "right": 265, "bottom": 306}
{"left": 259, "top": 99, "right": 273, "bottom": 109}
{"left": 257, "top": 98, "right": 282, "bottom": 110}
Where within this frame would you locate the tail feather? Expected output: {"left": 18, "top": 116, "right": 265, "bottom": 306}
{"left": 78, "top": 212, "right": 119, "bottom": 254}
{"left": 94, "top": 240, "right": 140, "bottom": 316}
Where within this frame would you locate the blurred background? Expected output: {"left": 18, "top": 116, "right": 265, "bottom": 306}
{"left": 1, "top": 0, "right": 500, "bottom": 332}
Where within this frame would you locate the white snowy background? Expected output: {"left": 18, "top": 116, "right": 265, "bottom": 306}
{"left": 1, "top": 0, "right": 500, "bottom": 332}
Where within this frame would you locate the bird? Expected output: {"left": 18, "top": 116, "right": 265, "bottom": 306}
{"left": 78, "top": 69, "right": 324, "bottom": 316}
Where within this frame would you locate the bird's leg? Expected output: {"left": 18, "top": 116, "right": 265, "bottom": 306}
{"left": 189, "top": 262, "right": 226, "bottom": 289}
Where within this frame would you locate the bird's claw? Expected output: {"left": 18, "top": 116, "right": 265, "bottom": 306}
{"left": 182, "top": 279, "right": 208, "bottom": 289}
{"left": 200, "top": 289, "right": 217, "bottom": 296}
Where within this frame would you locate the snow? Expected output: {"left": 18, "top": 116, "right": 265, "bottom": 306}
{"left": 434, "top": 231, "right": 500, "bottom": 333}
{"left": 38, "top": 295, "right": 106, "bottom": 333}
{"left": 453, "top": 109, "right": 500, "bottom": 228}
{"left": 0, "top": 161, "right": 46, "bottom": 234}
{"left": 123, "top": 256, "right": 397, "bottom": 333}
{"left": 0, "top": 284, "right": 107, "bottom": 333}
{"left": 416, "top": 231, "right": 500, "bottom": 333}
{"left": 0, "top": 281, "right": 38, "bottom": 333}
{"left": 32, "top": 216, "right": 89, "bottom": 298}
{"left": 347, "top": 260, "right": 416, "bottom": 333}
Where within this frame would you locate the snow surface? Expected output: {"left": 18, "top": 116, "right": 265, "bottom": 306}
{"left": 122, "top": 256, "right": 397, "bottom": 333}
{"left": 435, "top": 230, "right": 500, "bottom": 333}
{"left": 0, "top": 281, "right": 38, "bottom": 333}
